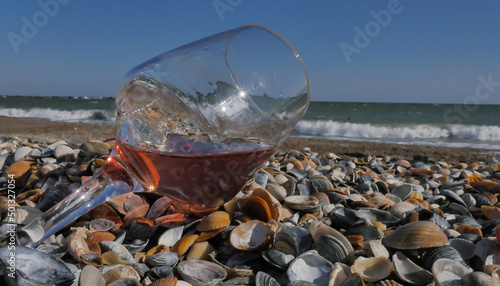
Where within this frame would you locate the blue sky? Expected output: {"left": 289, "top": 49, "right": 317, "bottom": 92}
{"left": 1, "top": 1, "right": 500, "bottom": 104}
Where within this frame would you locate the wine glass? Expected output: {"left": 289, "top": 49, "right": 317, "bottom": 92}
{"left": 17, "top": 24, "right": 310, "bottom": 248}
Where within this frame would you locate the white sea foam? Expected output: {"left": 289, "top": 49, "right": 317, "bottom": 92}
{"left": 295, "top": 120, "right": 500, "bottom": 142}
{"left": 0, "top": 107, "right": 115, "bottom": 124}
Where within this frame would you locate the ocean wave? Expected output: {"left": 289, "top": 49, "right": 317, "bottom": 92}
{"left": 0, "top": 107, "right": 115, "bottom": 124}
{"left": 295, "top": 120, "right": 500, "bottom": 142}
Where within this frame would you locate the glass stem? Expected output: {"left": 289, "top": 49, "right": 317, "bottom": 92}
{"left": 17, "top": 161, "right": 136, "bottom": 248}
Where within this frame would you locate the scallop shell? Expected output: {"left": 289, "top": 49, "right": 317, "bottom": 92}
{"left": 350, "top": 256, "right": 392, "bottom": 282}
{"left": 393, "top": 251, "right": 433, "bottom": 285}
{"left": 230, "top": 220, "right": 273, "bottom": 251}
{"left": 287, "top": 250, "right": 334, "bottom": 285}
{"left": 178, "top": 260, "right": 227, "bottom": 286}
{"left": 383, "top": 221, "right": 448, "bottom": 249}
{"left": 195, "top": 211, "right": 230, "bottom": 232}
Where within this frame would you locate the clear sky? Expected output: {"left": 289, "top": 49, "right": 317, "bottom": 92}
{"left": 1, "top": 1, "right": 500, "bottom": 104}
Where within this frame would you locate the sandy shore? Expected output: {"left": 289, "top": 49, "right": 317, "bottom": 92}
{"left": 1, "top": 115, "right": 498, "bottom": 163}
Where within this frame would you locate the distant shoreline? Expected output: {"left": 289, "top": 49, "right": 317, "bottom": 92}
{"left": 1, "top": 115, "right": 498, "bottom": 163}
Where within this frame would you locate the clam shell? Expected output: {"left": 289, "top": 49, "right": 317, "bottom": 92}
{"left": 449, "top": 238, "right": 476, "bottom": 260}
{"left": 273, "top": 224, "right": 313, "bottom": 257}
{"left": 158, "top": 226, "right": 184, "bottom": 247}
{"left": 475, "top": 238, "right": 500, "bottom": 263}
{"left": 148, "top": 277, "right": 178, "bottom": 286}
{"left": 172, "top": 234, "right": 199, "bottom": 256}
{"left": 354, "top": 209, "right": 399, "bottom": 224}
{"left": 390, "top": 202, "right": 416, "bottom": 219}
{"left": 351, "top": 256, "right": 392, "bottom": 283}
{"left": 424, "top": 245, "right": 467, "bottom": 271}
{"left": 393, "top": 251, "right": 433, "bottom": 285}
{"left": 482, "top": 206, "right": 500, "bottom": 220}
{"left": 187, "top": 241, "right": 214, "bottom": 261}
{"left": 285, "top": 195, "right": 320, "bottom": 212}
{"left": 255, "top": 271, "right": 280, "bottom": 286}
{"left": 242, "top": 196, "right": 273, "bottom": 222}
{"left": 146, "top": 196, "right": 172, "bottom": 220}
{"left": 230, "top": 220, "right": 273, "bottom": 251}
{"left": 462, "top": 271, "right": 500, "bottom": 286}
{"left": 80, "top": 265, "right": 106, "bottom": 286}
{"left": 196, "top": 211, "right": 230, "bottom": 232}
{"left": 432, "top": 258, "right": 472, "bottom": 286}
{"left": 287, "top": 250, "right": 334, "bottom": 285}
{"left": 102, "top": 265, "right": 141, "bottom": 285}
{"left": 383, "top": 221, "right": 448, "bottom": 249}
{"left": 99, "top": 241, "right": 135, "bottom": 264}
{"left": 314, "top": 234, "right": 354, "bottom": 265}
{"left": 89, "top": 218, "right": 115, "bottom": 232}
{"left": 178, "top": 260, "right": 227, "bottom": 286}
{"left": 145, "top": 251, "right": 179, "bottom": 267}
{"left": 0, "top": 246, "right": 75, "bottom": 286}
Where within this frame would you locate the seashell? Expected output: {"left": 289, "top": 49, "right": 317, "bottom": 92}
{"left": 101, "top": 251, "right": 130, "bottom": 265}
{"left": 439, "top": 189, "right": 467, "bottom": 207}
{"left": 148, "top": 277, "right": 178, "bottom": 286}
{"left": 424, "top": 245, "right": 467, "bottom": 271}
{"left": 274, "top": 223, "right": 313, "bottom": 257}
{"left": 418, "top": 209, "right": 450, "bottom": 231}
{"left": 196, "top": 227, "right": 226, "bottom": 242}
{"left": 126, "top": 220, "right": 157, "bottom": 241}
{"left": 383, "top": 221, "right": 448, "bottom": 249}
{"left": 287, "top": 250, "right": 334, "bottom": 285}
{"left": 314, "top": 234, "right": 354, "bottom": 265}
{"left": 454, "top": 225, "right": 482, "bottom": 237}
{"left": 145, "top": 251, "right": 179, "bottom": 267}
{"left": 391, "top": 184, "right": 414, "bottom": 200}
{"left": 285, "top": 195, "right": 320, "bottom": 212}
{"left": 16, "top": 188, "right": 44, "bottom": 205}
{"left": 462, "top": 271, "right": 500, "bottom": 286}
{"left": 86, "top": 231, "right": 115, "bottom": 244}
{"left": 146, "top": 196, "right": 172, "bottom": 220}
{"left": 102, "top": 265, "right": 141, "bottom": 285}
{"left": 2, "top": 206, "right": 42, "bottom": 225}
{"left": 482, "top": 205, "right": 500, "bottom": 220}
{"left": 38, "top": 186, "right": 71, "bottom": 212}
{"left": 307, "top": 174, "right": 334, "bottom": 193}
{"left": 455, "top": 215, "right": 481, "bottom": 228}
{"left": 330, "top": 207, "right": 358, "bottom": 230}
{"left": 158, "top": 226, "right": 184, "bottom": 247}
{"left": 471, "top": 193, "right": 492, "bottom": 207}
{"left": 266, "top": 182, "right": 288, "bottom": 202}
{"left": 346, "top": 224, "right": 382, "bottom": 242}
{"left": 255, "top": 271, "right": 280, "bottom": 286}
{"left": 390, "top": 202, "right": 416, "bottom": 219}
{"left": 146, "top": 244, "right": 169, "bottom": 257}
{"left": 123, "top": 203, "right": 149, "bottom": 225}
{"left": 329, "top": 262, "right": 350, "bottom": 286}
{"left": 0, "top": 246, "right": 75, "bottom": 286}
{"left": 242, "top": 196, "right": 273, "bottom": 222}
{"left": 187, "top": 241, "right": 214, "bottom": 261}
{"left": 155, "top": 213, "right": 190, "bottom": 227}
{"left": 91, "top": 203, "right": 123, "bottom": 228}
{"left": 393, "top": 251, "right": 433, "bottom": 285}
{"left": 369, "top": 196, "right": 395, "bottom": 207}
{"left": 475, "top": 238, "right": 500, "bottom": 263}
{"left": 80, "top": 265, "right": 106, "bottom": 286}
{"left": 90, "top": 218, "right": 115, "bottom": 232}
{"left": 432, "top": 258, "right": 473, "bottom": 286}
{"left": 449, "top": 238, "right": 476, "bottom": 260}
{"left": 364, "top": 240, "right": 389, "bottom": 258}
{"left": 5, "top": 160, "right": 34, "bottom": 187}
{"left": 178, "top": 260, "right": 227, "bottom": 286}
{"left": 196, "top": 211, "right": 230, "bottom": 232}
{"left": 354, "top": 208, "right": 399, "bottom": 224}
{"left": 350, "top": 256, "right": 392, "bottom": 282}
{"left": 262, "top": 249, "right": 294, "bottom": 269}
{"left": 172, "top": 234, "right": 199, "bottom": 256}
{"left": 99, "top": 241, "right": 135, "bottom": 264}
{"left": 230, "top": 220, "right": 273, "bottom": 251}
{"left": 461, "top": 193, "right": 476, "bottom": 209}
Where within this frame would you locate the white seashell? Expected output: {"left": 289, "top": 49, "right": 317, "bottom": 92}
{"left": 432, "top": 258, "right": 473, "bottom": 286}
{"left": 390, "top": 202, "right": 416, "bottom": 219}
{"left": 350, "top": 256, "right": 392, "bottom": 282}
{"left": 14, "top": 146, "right": 32, "bottom": 161}
{"left": 393, "top": 251, "right": 433, "bottom": 285}
{"left": 158, "top": 226, "right": 183, "bottom": 247}
{"left": 178, "top": 260, "right": 227, "bottom": 286}
{"left": 287, "top": 250, "right": 334, "bottom": 285}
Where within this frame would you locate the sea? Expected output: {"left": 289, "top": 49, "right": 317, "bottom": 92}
{"left": 1, "top": 95, "right": 500, "bottom": 150}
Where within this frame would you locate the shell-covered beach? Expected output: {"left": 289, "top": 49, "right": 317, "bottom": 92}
{"left": 1, "top": 117, "right": 500, "bottom": 285}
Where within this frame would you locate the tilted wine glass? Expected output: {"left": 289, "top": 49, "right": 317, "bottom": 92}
{"left": 17, "top": 24, "right": 310, "bottom": 248}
